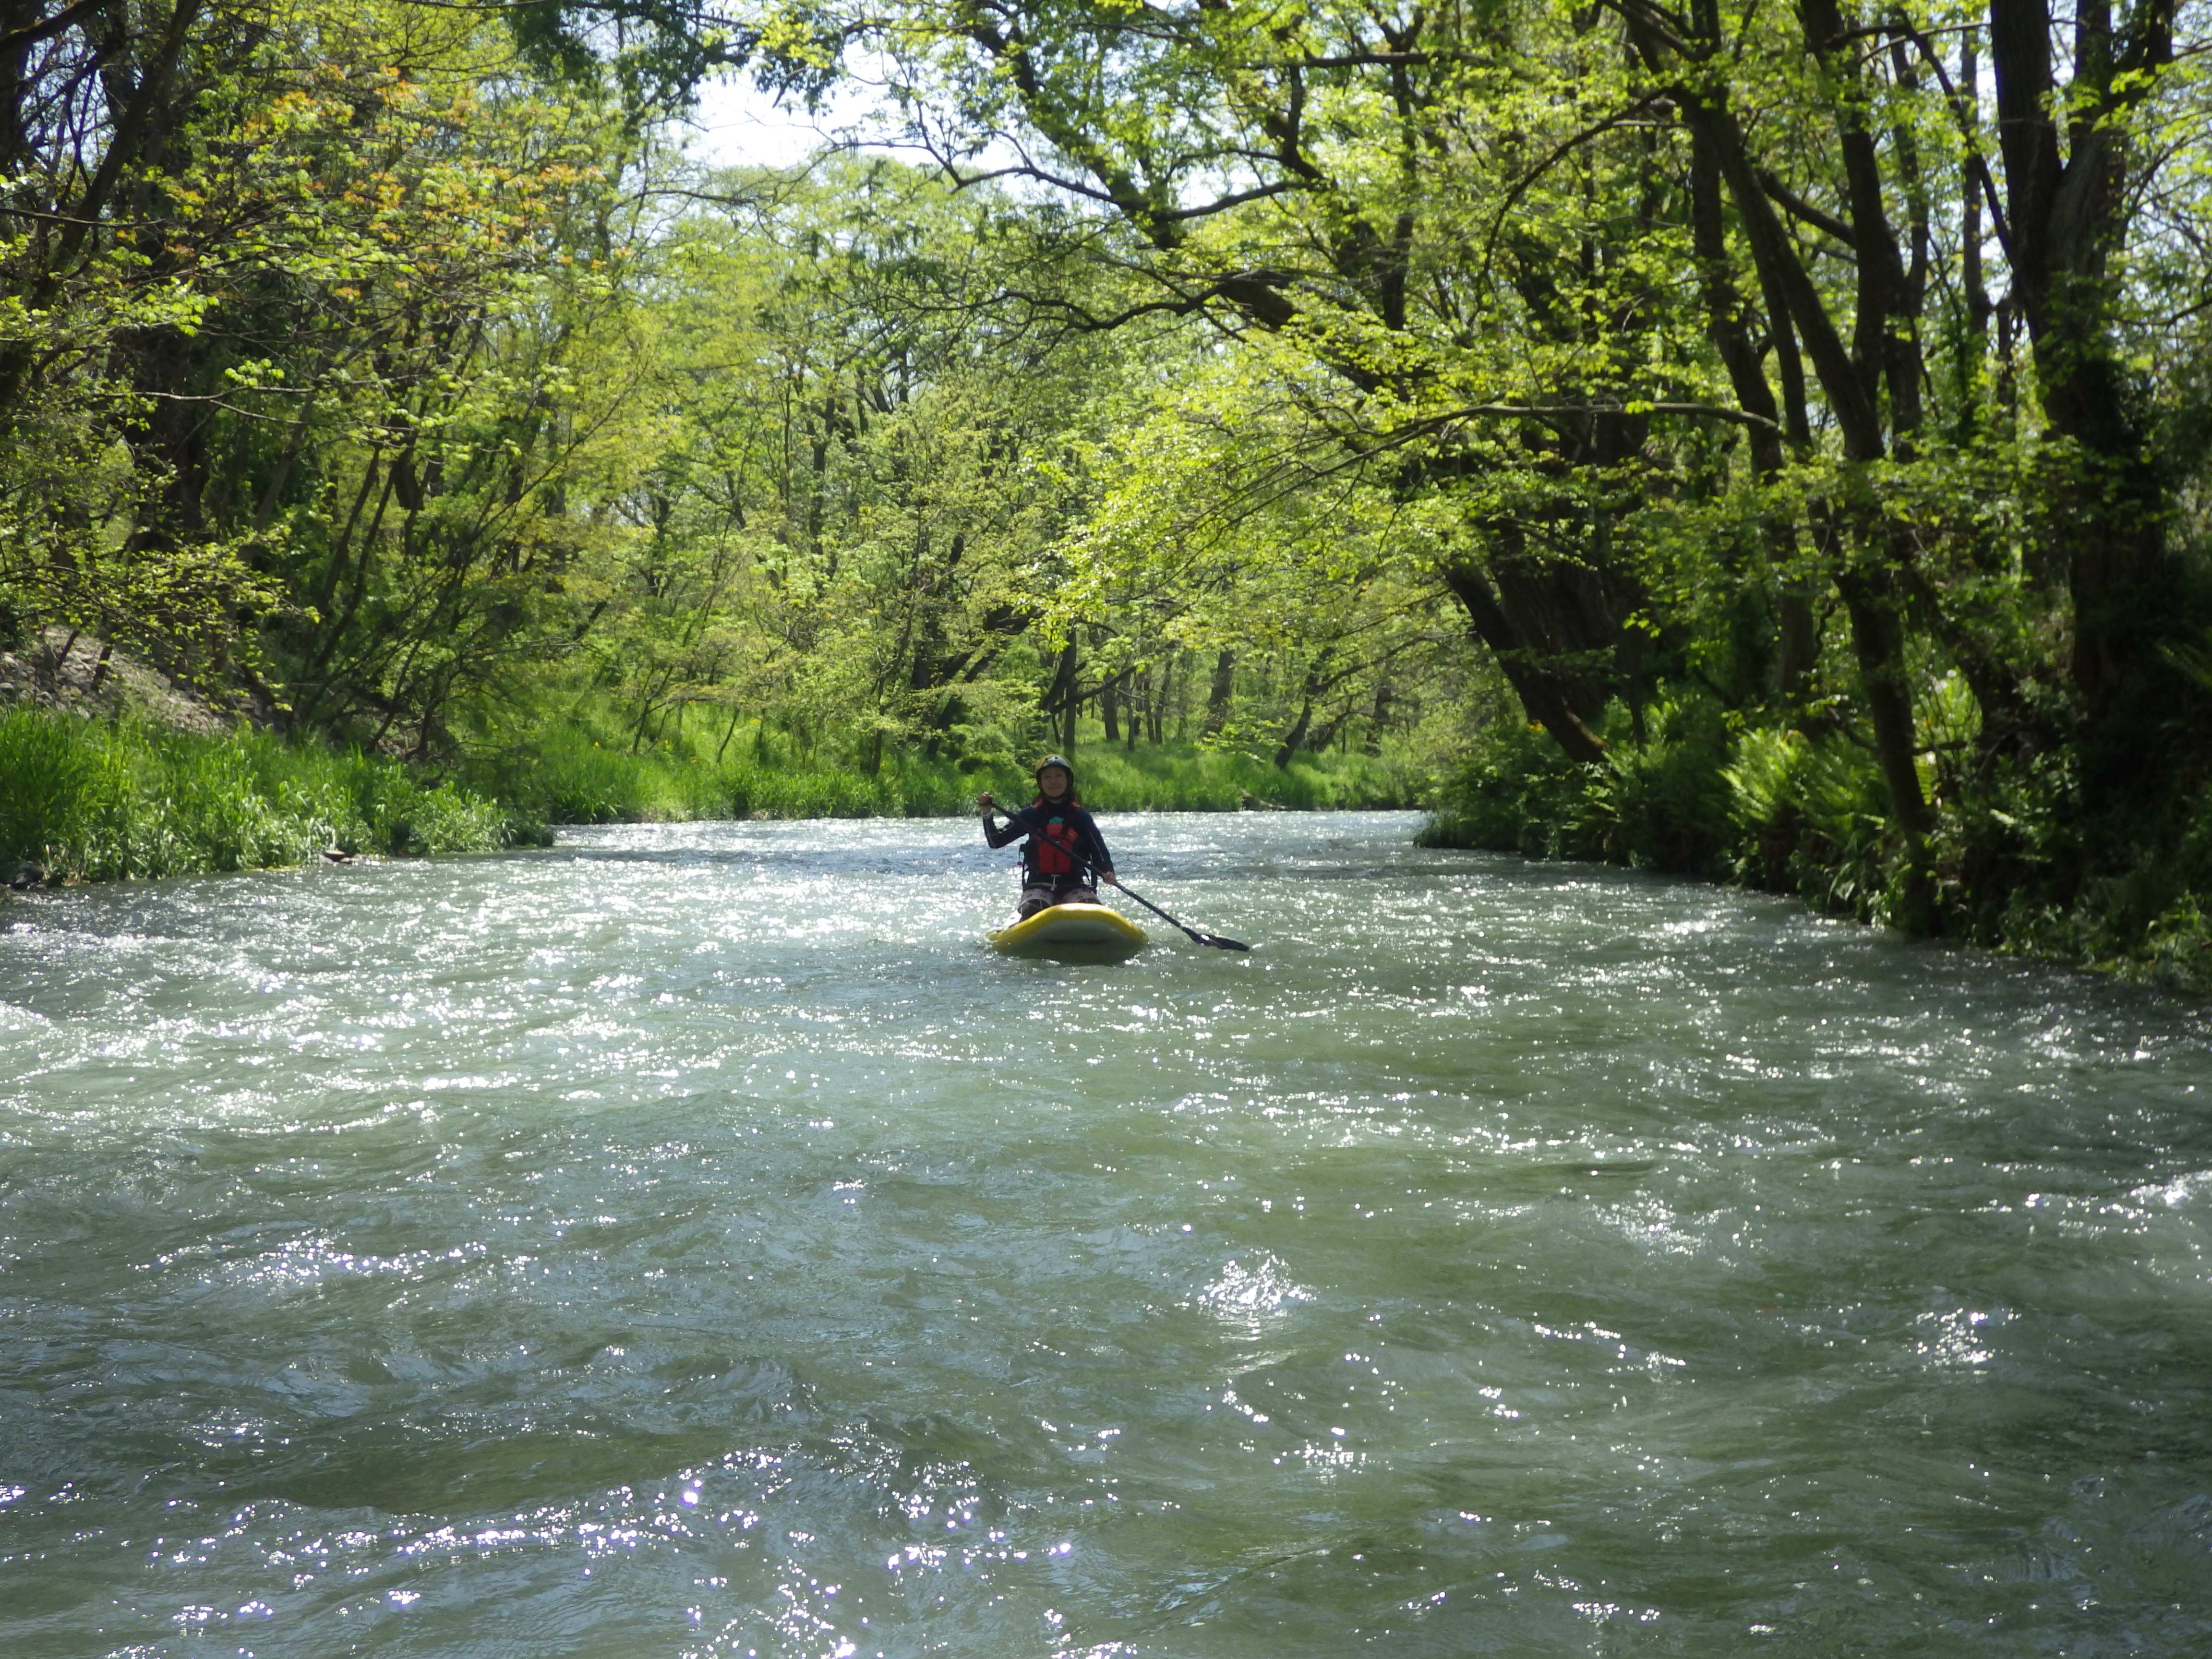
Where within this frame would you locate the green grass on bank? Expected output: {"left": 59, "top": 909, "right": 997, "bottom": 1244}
{"left": 459, "top": 716, "right": 1419, "bottom": 825}
{"left": 0, "top": 708, "right": 540, "bottom": 882}
{"left": 457, "top": 723, "right": 973, "bottom": 824}
{"left": 0, "top": 705, "right": 1418, "bottom": 887}
{"left": 1064, "top": 741, "right": 1415, "bottom": 812}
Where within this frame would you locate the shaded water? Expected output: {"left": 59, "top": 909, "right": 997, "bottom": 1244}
{"left": 2, "top": 811, "right": 2209, "bottom": 1658}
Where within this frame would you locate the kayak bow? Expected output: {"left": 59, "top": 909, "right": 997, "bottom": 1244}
{"left": 987, "top": 902, "right": 1147, "bottom": 961}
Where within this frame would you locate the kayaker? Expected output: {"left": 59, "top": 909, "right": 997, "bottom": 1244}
{"left": 978, "top": 755, "right": 1121, "bottom": 918}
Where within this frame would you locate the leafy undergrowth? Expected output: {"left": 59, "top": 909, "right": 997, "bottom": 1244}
{"left": 1418, "top": 694, "right": 2212, "bottom": 995}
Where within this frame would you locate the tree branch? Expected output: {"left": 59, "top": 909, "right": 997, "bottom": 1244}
{"left": 1756, "top": 168, "right": 1856, "bottom": 247}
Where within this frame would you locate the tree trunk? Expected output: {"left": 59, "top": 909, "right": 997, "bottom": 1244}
{"left": 1274, "top": 667, "right": 1319, "bottom": 769}
{"left": 1640, "top": 11, "right": 1935, "bottom": 914}
{"left": 1836, "top": 562, "right": 1938, "bottom": 930}
{"left": 1988, "top": 0, "right": 2186, "bottom": 808}
{"left": 1044, "top": 638, "right": 1078, "bottom": 757}
{"left": 1688, "top": 126, "right": 1817, "bottom": 703}
{"left": 1438, "top": 559, "right": 1609, "bottom": 766}
{"left": 1202, "top": 649, "right": 1235, "bottom": 737}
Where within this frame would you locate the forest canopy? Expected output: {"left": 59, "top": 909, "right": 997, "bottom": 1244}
{"left": 4, "top": 0, "right": 2212, "bottom": 973}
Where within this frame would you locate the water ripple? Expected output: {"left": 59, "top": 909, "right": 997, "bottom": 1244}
{"left": 4, "top": 813, "right": 2211, "bottom": 1656}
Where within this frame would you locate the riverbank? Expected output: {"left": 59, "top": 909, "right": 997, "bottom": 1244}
{"left": 0, "top": 708, "right": 544, "bottom": 886}
{"left": 1417, "top": 702, "right": 2212, "bottom": 995}
{"left": 0, "top": 703, "right": 1417, "bottom": 887}
{"left": 461, "top": 718, "right": 1415, "bottom": 825}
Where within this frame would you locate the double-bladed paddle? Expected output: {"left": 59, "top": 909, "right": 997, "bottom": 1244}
{"left": 1110, "top": 882, "right": 1250, "bottom": 951}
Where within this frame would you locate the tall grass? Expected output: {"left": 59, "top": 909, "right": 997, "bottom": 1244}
{"left": 0, "top": 708, "right": 540, "bottom": 881}
{"left": 1068, "top": 742, "right": 1414, "bottom": 811}
{"left": 0, "top": 704, "right": 1418, "bottom": 890}
{"left": 457, "top": 723, "right": 974, "bottom": 823}
{"left": 459, "top": 717, "right": 1419, "bottom": 824}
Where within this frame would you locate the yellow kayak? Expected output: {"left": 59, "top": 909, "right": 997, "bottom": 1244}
{"left": 987, "top": 902, "right": 1148, "bottom": 961}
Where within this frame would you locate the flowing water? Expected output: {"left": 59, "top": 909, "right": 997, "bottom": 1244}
{"left": 3, "top": 811, "right": 2210, "bottom": 1658}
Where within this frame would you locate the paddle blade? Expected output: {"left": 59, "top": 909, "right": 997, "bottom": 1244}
{"left": 1114, "top": 884, "right": 1249, "bottom": 951}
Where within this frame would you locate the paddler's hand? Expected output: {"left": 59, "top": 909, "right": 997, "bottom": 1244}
{"left": 1099, "top": 870, "right": 1120, "bottom": 887}
{"left": 975, "top": 791, "right": 995, "bottom": 814}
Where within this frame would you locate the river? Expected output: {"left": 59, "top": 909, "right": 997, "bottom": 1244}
{"left": 2, "top": 811, "right": 2208, "bottom": 1657}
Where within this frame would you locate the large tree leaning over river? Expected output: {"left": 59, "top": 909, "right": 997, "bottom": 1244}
{"left": 858, "top": 0, "right": 1683, "bottom": 774}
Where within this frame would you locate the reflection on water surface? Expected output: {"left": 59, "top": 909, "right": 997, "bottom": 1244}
{"left": 2, "top": 812, "right": 2209, "bottom": 1657}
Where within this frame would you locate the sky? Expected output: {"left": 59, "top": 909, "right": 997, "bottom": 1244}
{"left": 682, "top": 72, "right": 866, "bottom": 169}
{"left": 679, "top": 64, "right": 1034, "bottom": 189}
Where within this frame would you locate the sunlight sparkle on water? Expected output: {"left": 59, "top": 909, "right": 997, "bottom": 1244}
{"left": 1, "top": 813, "right": 2210, "bottom": 1656}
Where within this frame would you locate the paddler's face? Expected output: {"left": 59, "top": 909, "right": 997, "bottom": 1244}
{"left": 1038, "top": 766, "right": 1070, "bottom": 800}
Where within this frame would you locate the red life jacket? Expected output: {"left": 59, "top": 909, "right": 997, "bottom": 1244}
{"left": 1028, "top": 808, "right": 1085, "bottom": 878}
